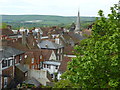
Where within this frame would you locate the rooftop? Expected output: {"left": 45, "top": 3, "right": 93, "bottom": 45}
{"left": 38, "top": 40, "right": 64, "bottom": 49}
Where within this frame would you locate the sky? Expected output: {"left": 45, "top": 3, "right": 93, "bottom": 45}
{"left": 0, "top": 0, "right": 119, "bottom": 16}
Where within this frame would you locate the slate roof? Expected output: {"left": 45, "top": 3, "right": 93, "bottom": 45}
{"left": 37, "top": 40, "right": 64, "bottom": 49}
{"left": 68, "top": 32, "right": 86, "bottom": 41}
{"left": 16, "top": 64, "right": 28, "bottom": 72}
{"left": 0, "top": 46, "right": 25, "bottom": 60}
{"left": 24, "top": 77, "right": 41, "bottom": 87}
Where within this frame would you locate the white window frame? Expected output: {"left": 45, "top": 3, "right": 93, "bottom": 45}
{"left": 61, "top": 48, "right": 63, "bottom": 53}
{"left": 20, "top": 56, "right": 22, "bottom": 61}
{"left": 10, "top": 60, "right": 13, "bottom": 66}
{"left": 4, "top": 77, "right": 7, "bottom": 88}
{"left": 58, "top": 56, "right": 59, "bottom": 60}
{"left": 24, "top": 55, "right": 27, "bottom": 59}
{"left": 25, "top": 73, "right": 27, "bottom": 77}
{"left": 57, "top": 49, "right": 59, "bottom": 54}
{"left": 47, "top": 64, "right": 50, "bottom": 69}
{"left": 55, "top": 66, "right": 58, "bottom": 69}
{"left": 15, "top": 59, "right": 17, "bottom": 64}
{"left": 31, "top": 58, "right": 34, "bottom": 63}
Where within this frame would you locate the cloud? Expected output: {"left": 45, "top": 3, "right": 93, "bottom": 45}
{"left": 0, "top": 0, "right": 118, "bottom": 16}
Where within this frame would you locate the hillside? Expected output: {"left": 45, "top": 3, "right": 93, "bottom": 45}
{"left": 2, "top": 15, "right": 96, "bottom": 29}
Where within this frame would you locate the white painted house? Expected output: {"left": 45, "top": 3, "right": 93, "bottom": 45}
{"left": 42, "top": 61, "right": 61, "bottom": 79}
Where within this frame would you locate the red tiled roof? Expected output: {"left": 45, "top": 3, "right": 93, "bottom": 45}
{"left": 0, "top": 28, "right": 13, "bottom": 35}
{"left": 41, "top": 49, "right": 52, "bottom": 60}
{"left": 58, "top": 56, "right": 72, "bottom": 72}
{"left": 64, "top": 45, "right": 74, "bottom": 55}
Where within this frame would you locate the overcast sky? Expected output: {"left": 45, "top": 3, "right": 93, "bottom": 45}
{"left": 0, "top": 0, "right": 118, "bottom": 16}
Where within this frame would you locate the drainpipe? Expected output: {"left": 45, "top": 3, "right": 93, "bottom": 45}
{"left": 0, "top": 58, "right": 4, "bottom": 89}
{"left": 13, "top": 55, "right": 15, "bottom": 78}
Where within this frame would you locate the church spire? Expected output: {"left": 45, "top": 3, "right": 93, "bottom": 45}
{"left": 118, "top": 0, "right": 120, "bottom": 13}
{"left": 74, "top": 10, "right": 81, "bottom": 32}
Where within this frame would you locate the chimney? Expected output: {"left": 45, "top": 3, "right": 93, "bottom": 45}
{"left": 37, "top": 32, "right": 41, "bottom": 43}
{"left": 22, "top": 31, "right": 26, "bottom": 45}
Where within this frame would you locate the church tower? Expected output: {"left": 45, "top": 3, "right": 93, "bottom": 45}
{"left": 74, "top": 11, "right": 81, "bottom": 32}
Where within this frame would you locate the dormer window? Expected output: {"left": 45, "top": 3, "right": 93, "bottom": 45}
{"left": 45, "top": 44, "right": 48, "bottom": 48}
{"left": 31, "top": 58, "right": 34, "bottom": 63}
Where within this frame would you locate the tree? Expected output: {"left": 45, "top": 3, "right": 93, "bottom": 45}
{"left": 57, "top": 4, "right": 120, "bottom": 88}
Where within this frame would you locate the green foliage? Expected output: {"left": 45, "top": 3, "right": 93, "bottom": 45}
{"left": 58, "top": 4, "right": 120, "bottom": 88}
{"left": 0, "top": 23, "right": 7, "bottom": 29}
{"left": 2, "top": 15, "right": 95, "bottom": 29}
{"left": 54, "top": 79, "right": 79, "bottom": 88}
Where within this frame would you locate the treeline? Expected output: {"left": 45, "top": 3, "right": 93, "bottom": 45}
{"left": 2, "top": 15, "right": 96, "bottom": 29}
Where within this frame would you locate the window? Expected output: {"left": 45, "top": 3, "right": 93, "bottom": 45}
{"left": 61, "top": 55, "right": 63, "bottom": 61}
{"left": 57, "top": 49, "right": 59, "bottom": 54}
{"left": 2, "top": 60, "right": 7, "bottom": 68}
{"left": 44, "top": 64, "right": 46, "bottom": 68}
{"left": 20, "top": 56, "right": 22, "bottom": 61}
{"left": 15, "top": 59, "right": 17, "bottom": 63}
{"left": 40, "top": 55, "right": 42, "bottom": 59}
{"left": 40, "top": 62, "right": 43, "bottom": 69}
{"left": 55, "top": 66, "right": 58, "bottom": 69}
{"left": 32, "top": 65, "right": 34, "bottom": 69}
{"left": 4, "top": 77, "right": 7, "bottom": 88}
{"left": 31, "top": 58, "right": 34, "bottom": 63}
{"left": 38, "top": 64, "right": 39, "bottom": 68}
{"left": 24, "top": 55, "right": 27, "bottom": 59}
{"left": 10, "top": 60, "right": 13, "bottom": 66}
{"left": 25, "top": 73, "right": 27, "bottom": 77}
{"left": 33, "top": 42, "right": 35, "bottom": 46}
{"left": 47, "top": 65, "right": 50, "bottom": 69}
{"left": 61, "top": 49, "right": 63, "bottom": 53}
{"left": 36, "top": 65, "right": 37, "bottom": 68}
{"left": 57, "top": 56, "right": 59, "bottom": 60}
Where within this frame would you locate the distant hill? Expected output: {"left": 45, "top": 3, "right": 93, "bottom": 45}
{"left": 1, "top": 15, "right": 96, "bottom": 29}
